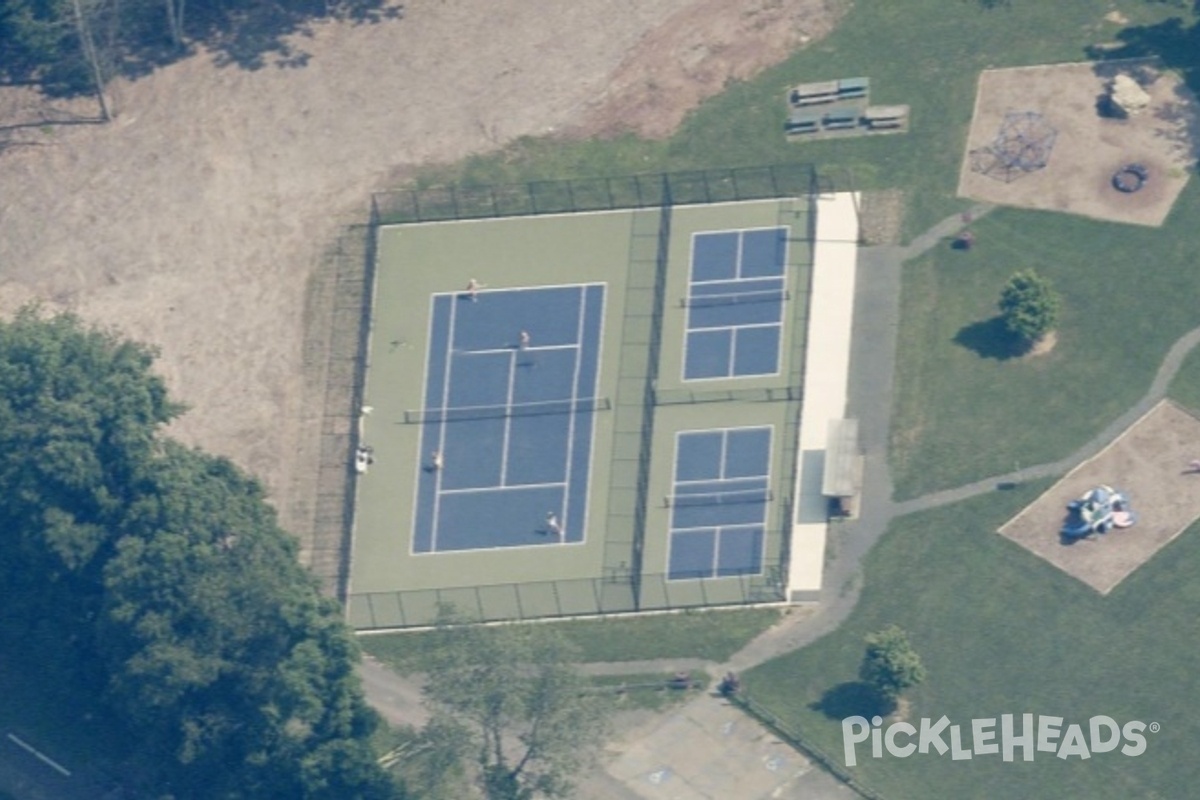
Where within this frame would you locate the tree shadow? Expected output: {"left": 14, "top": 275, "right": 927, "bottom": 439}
{"left": 160, "top": 0, "right": 402, "bottom": 72}
{"left": 1084, "top": 5, "right": 1200, "bottom": 101}
{"left": 953, "top": 316, "right": 1030, "bottom": 360}
{"left": 809, "top": 681, "right": 894, "bottom": 720}
{"left": 1, "top": 0, "right": 404, "bottom": 104}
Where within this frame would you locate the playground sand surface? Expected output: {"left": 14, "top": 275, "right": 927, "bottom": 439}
{"left": 957, "top": 59, "right": 1199, "bottom": 227}
{"left": 998, "top": 399, "right": 1200, "bottom": 594}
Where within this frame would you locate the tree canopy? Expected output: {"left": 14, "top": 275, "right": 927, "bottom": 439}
{"left": 421, "top": 612, "right": 611, "bottom": 800}
{"left": 0, "top": 0, "right": 396, "bottom": 95}
{"left": 998, "top": 269, "right": 1061, "bottom": 347}
{"left": 859, "top": 624, "right": 926, "bottom": 707}
{"left": 0, "top": 308, "right": 396, "bottom": 799}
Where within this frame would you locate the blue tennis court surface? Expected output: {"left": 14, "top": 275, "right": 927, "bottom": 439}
{"left": 412, "top": 284, "right": 606, "bottom": 552}
{"left": 666, "top": 426, "right": 772, "bottom": 580}
{"left": 684, "top": 227, "right": 788, "bottom": 380}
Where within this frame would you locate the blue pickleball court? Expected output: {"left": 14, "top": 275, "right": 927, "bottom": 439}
{"left": 665, "top": 426, "right": 772, "bottom": 580}
{"left": 411, "top": 284, "right": 606, "bottom": 553}
{"left": 683, "top": 227, "right": 788, "bottom": 381}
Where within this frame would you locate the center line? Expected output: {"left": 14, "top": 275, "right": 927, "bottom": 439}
{"left": 499, "top": 349, "right": 517, "bottom": 486}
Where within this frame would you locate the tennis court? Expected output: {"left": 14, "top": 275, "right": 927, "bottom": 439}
{"left": 347, "top": 177, "right": 825, "bottom": 629}
{"left": 666, "top": 426, "right": 773, "bottom": 579}
{"left": 411, "top": 284, "right": 605, "bottom": 552}
{"left": 683, "top": 227, "right": 788, "bottom": 380}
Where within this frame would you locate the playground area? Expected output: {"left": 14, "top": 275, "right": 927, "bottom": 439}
{"left": 999, "top": 400, "right": 1200, "bottom": 594}
{"left": 957, "top": 59, "right": 1200, "bottom": 226}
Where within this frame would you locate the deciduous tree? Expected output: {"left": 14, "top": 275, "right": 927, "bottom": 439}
{"left": 0, "top": 308, "right": 398, "bottom": 799}
{"left": 422, "top": 615, "right": 610, "bottom": 800}
{"left": 859, "top": 624, "right": 926, "bottom": 707}
{"left": 998, "top": 269, "right": 1061, "bottom": 347}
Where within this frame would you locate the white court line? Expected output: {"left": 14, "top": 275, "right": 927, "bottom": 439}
{"left": 458, "top": 343, "right": 578, "bottom": 356}
{"left": 6, "top": 734, "right": 71, "bottom": 777}
{"left": 674, "top": 475, "right": 770, "bottom": 485}
{"left": 499, "top": 350, "right": 517, "bottom": 486}
{"left": 413, "top": 535, "right": 588, "bottom": 557}
{"left": 440, "top": 481, "right": 566, "bottom": 496}
{"left": 735, "top": 228, "right": 746, "bottom": 279}
{"left": 663, "top": 523, "right": 767, "bottom": 582}
{"left": 681, "top": 224, "right": 791, "bottom": 382}
{"left": 688, "top": 275, "right": 786, "bottom": 287}
{"left": 684, "top": 320, "right": 781, "bottom": 334}
{"left": 430, "top": 297, "right": 459, "bottom": 551}
{"left": 560, "top": 286, "right": 589, "bottom": 542}
{"left": 428, "top": 281, "right": 607, "bottom": 301}
{"left": 665, "top": 424, "right": 774, "bottom": 579}
{"left": 681, "top": 324, "right": 784, "bottom": 380}
{"left": 408, "top": 293, "right": 441, "bottom": 556}
{"left": 578, "top": 283, "right": 609, "bottom": 548}
{"left": 670, "top": 522, "right": 765, "bottom": 534}
{"left": 718, "top": 429, "right": 730, "bottom": 479}
{"left": 411, "top": 283, "right": 612, "bottom": 555}
{"left": 725, "top": 328, "right": 739, "bottom": 379}
{"left": 686, "top": 319, "right": 777, "bottom": 335}
{"left": 665, "top": 523, "right": 768, "bottom": 581}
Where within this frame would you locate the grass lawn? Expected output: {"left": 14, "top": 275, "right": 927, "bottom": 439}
{"left": 410, "top": 1, "right": 1191, "bottom": 236}
{"left": 1168, "top": 343, "right": 1200, "bottom": 414}
{"left": 358, "top": 607, "right": 781, "bottom": 674}
{"left": 889, "top": 183, "right": 1200, "bottom": 500}
{"left": 743, "top": 483, "right": 1200, "bottom": 799}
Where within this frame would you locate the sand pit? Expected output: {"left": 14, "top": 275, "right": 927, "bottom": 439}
{"left": 958, "top": 59, "right": 1199, "bottom": 227}
{"left": 999, "top": 400, "right": 1200, "bottom": 594}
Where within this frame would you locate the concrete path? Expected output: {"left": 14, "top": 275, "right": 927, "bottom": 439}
{"left": 358, "top": 655, "right": 429, "bottom": 729}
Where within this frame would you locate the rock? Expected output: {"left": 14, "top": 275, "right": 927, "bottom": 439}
{"left": 1109, "top": 74, "right": 1151, "bottom": 117}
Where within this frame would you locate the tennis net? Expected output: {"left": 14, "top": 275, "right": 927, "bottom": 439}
{"left": 404, "top": 396, "right": 611, "bottom": 424}
{"left": 663, "top": 488, "right": 772, "bottom": 508}
{"left": 681, "top": 289, "right": 789, "bottom": 309}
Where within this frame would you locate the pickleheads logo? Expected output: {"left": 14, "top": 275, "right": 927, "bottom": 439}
{"left": 842, "top": 715, "right": 1157, "bottom": 766}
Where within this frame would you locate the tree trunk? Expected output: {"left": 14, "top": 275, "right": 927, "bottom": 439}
{"left": 70, "top": 0, "right": 112, "bottom": 121}
{"left": 165, "top": 0, "right": 186, "bottom": 49}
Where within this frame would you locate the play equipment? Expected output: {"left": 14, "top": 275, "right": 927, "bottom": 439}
{"left": 1112, "top": 163, "right": 1149, "bottom": 193}
{"left": 1106, "top": 74, "right": 1151, "bottom": 118}
{"left": 969, "top": 111, "right": 1058, "bottom": 183}
{"left": 1061, "top": 485, "right": 1137, "bottom": 539}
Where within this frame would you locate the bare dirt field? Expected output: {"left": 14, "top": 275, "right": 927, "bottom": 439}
{"left": 957, "top": 59, "right": 1199, "bottom": 227}
{"left": 0, "top": 0, "right": 845, "bottom": 579}
{"left": 998, "top": 400, "right": 1200, "bottom": 594}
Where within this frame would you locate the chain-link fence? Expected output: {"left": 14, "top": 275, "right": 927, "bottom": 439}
{"left": 338, "top": 163, "right": 831, "bottom": 620}
{"left": 372, "top": 163, "right": 818, "bottom": 225}
{"left": 347, "top": 562, "right": 788, "bottom": 630}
